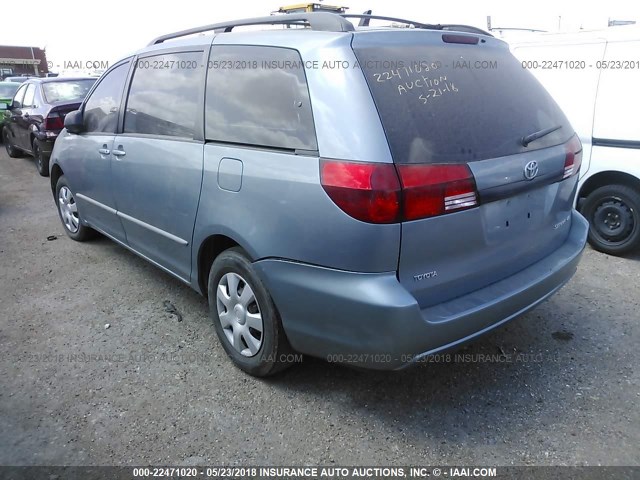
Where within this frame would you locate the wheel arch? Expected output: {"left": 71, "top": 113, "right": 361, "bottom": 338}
{"left": 50, "top": 163, "right": 64, "bottom": 195}
{"left": 197, "top": 234, "right": 254, "bottom": 298}
{"left": 578, "top": 170, "right": 640, "bottom": 207}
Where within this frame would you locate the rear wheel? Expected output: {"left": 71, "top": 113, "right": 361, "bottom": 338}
{"left": 208, "top": 247, "right": 296, "bottom": 376}
{"left": 33, "top": 139, "right": 50, "bottom": 177}
{"left": 55, "top": 175, "right": 95, "bottom": 241}
{"left": 3, "top": 127, "right": 22, "bottom": 158}
{"left": 580, "top": 184, "right": 640, "bottom": 255}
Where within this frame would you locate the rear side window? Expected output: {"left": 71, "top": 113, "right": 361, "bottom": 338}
{"left": 353, "top": 40, "right": 572, "bottom": 163}
{"left": 12, "top": 83, "right": 27, "bottom": 108}
{"left": 124, "top": 52, "right": 202, "bottom": 139}
{"left": 205, "top": 46, "right": 317, "bottom": 151}
{"left": 22, "top": 84, "right": 36, "bottom": 107}
{"left": 84, "top": 61, "right": 130, "bottom": 133}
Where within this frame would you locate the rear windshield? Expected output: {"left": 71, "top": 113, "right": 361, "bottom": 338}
{"left": 353, "top": 42, "right": 572, "bottom": 163}
{"left": 0, "top": 82, "right": 19, "bottom": 98}
{"left": 42, "top": 79, "right": 95, "bottom": 104}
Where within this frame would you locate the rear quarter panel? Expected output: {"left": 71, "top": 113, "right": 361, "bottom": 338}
{"left": 192, "top": 146, "right": 401, "bottom": 277}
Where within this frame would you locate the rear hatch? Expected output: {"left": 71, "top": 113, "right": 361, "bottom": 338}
{"left": 352, "top": 30, "right": 581, "bottom": 308}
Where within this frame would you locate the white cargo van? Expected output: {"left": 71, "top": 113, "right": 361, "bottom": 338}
{"left": 511, "top": 26, "right": 640, "bottom": 255}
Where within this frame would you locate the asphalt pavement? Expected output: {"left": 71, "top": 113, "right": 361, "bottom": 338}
{"left": 0, "top": 148, "right": 638, "bottom": 467}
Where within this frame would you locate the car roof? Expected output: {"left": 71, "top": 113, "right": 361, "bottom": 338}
{"left": 26, "top": 77, "right": 96, "bottom": 84}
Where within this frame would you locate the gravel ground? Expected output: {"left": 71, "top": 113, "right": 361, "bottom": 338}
{"left": 0, "top": 148, "right": 638, "bottom": 467}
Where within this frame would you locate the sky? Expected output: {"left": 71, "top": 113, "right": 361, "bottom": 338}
{"left": 3, "top": 0, "right": 640, "bottom": 71}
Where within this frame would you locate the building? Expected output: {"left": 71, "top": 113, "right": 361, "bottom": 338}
{"left": 0, "top": 45, "right": 49, "bottom": 78}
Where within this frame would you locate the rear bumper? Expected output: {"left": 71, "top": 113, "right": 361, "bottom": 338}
{"left": 254, "top": 211, "right": 588, "bottom": 370}
{"left": 33, "top": 133, "right": 56, "bottom": 155}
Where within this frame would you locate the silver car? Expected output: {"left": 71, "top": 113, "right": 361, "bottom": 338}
{"left": 49, "top": 13, "right": 588, "bottom": 376}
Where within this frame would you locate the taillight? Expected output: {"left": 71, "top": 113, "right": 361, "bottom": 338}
{"left": 320, "top": 160, "right": 401, "bottom": 224}
{"left": 320, "top": 160, "right": 479, "bottom": 223}
{"left": 398, "top": 164, "right": 478, "bottom": 220}
{"left": 563, "top": 135, "right": 583, "bottom": 179}
{"left": 44, "top": 111, "right": 64, "bottom": 131}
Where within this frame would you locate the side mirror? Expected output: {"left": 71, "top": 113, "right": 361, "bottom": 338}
{"left": 64, "top": 109, "right": 84, "bottom": 134}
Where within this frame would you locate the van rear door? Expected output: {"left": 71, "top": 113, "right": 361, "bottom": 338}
{"left": 352, "top": 31, "right": 581, "bottom": 308}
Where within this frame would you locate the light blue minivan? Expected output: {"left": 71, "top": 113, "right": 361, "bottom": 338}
{"left": 50, "top": 13, "right": 588, "bottom": 376}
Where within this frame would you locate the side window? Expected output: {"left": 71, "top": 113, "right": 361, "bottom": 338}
{"left": 12, "top": 84, "right": 27, "bottom": 108}
{"left": 22, "top": 84, "right": 36, "bottom": 107}
{"left": 83, "top": 61, "right": 130, "bottom": 133}
{"left": 124, "top": 52, "right": 201, "bottom": 138}
{"left": 205, "top": 46, "right": 317, "bottom": 151}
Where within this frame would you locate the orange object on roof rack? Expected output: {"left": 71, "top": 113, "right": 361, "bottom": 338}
{"left": 277, "top": 3, "right": 348, "bottom": 14}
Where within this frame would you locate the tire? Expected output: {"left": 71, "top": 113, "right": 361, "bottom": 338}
{"left": 33, "top": 139, "right": 50, "bottom": 177}
{"left": 208, "top": 247, "right": 296, "bottom": 376}
{"left": 580, "top": 184, "right": 640, "bottom": 255}
{"left": 55, "top": 175, "right": 95, "bottom": 241}
{"left": 3, "top": 127, "right": 22, "bottom": 158}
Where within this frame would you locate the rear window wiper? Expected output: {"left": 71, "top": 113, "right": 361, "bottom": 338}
{"left": 521, "top": 125, "right": 562, "bottom": 147}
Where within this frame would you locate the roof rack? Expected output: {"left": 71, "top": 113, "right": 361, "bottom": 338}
{"left": 148, "top": 12, "right": 492, "bottom": 46}
{"left": 344, "top": 14, "right": 493, "bottom": 36}
{"left": 343, "top": 14, "right": 436, "bottom": 29}
{"left": 358, "top": 10, "right": 372, "bottom": 26}
{"left": 148, "top": 12, "right": 354, "bottom": 45}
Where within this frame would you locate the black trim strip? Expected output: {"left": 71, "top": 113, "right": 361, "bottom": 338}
{"left": 204, "top": 139, "right": 318, "bottom": 157}
{"left": 478, "top": 173, "right": 563, "bottom": 204}
{"left": 592, "top": 138, "right": 640, "bottom": 149}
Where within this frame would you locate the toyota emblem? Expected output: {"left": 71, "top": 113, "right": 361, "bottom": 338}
{"left": 524, "top": 160, "right": 539, "bottom": 180}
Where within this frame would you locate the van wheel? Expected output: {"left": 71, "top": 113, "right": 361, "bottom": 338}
{"left": 208, "top": 247, "right": 296, "bottom": 376}
{"left": 3, "top": 127, "right": 22, "bottom": 158}
{"left": 580, "top": 184, "right": 640, "bottom": 255}
{"left": 33, "top": 140, "right": 50, "bottom": 177}
{"left": 55, "top": 176, "right": 95, "bottom": 241}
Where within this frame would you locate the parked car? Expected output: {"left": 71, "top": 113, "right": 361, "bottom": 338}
{"left": 2, "top": 77, "right": 95, "bottom": 176}
{"left": 0, "top": 81, "right": 20, "bottom": 132}
{"left": 511, "top": 25, "right": 640, "bottom": 255}
{"left": 49, "top": 12, "right": 588, "bottom": 376}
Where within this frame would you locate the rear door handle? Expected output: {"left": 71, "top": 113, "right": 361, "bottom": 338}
{"left": 112, "top": 146, "right": 126, "bottom": 157}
